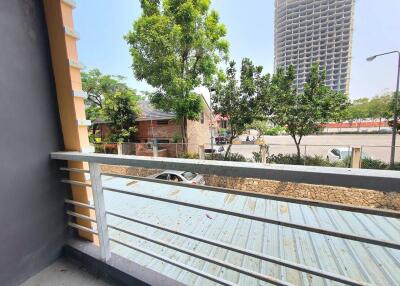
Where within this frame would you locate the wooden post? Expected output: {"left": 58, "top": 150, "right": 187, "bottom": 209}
{"left": 89, "top": 162, "right": 111, "bottom": 261}
{"left": 199, "top": 145, "right": 205, "bottom": 160}
{"left": 351, "top": 147, "right": 361, "bottom": 169}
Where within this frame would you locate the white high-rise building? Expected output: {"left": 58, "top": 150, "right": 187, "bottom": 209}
{"left": 274, "top": 0, "right": 355, "bottom": 93}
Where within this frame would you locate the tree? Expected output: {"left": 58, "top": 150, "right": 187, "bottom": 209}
{"left": 212, "top": 59, "right": 267, "bottom": 159}
{"left": 345, "top": 92, "right": 394, "bottom": 131}
{"left": 81, "top": 68, "right": 140, "bottom": 142}
{"left": 263, "top": 63, "right": 349, "bottom": 162}
{"left": 125, "top": 0, "right": 229, "bottom": 143}
{"left": 82, "top": 69, "right": 132, "bottom": 121}
{"left": 103, "top": 89, "right": 141, "bottom": 142}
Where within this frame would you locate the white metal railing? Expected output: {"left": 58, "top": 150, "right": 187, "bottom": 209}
{"left": 52, "top": 151, "right": 400, "bottom": 286}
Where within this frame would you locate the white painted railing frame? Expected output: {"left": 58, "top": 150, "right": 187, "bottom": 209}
{"left": 89, "top": 162, "right": 111, "bottom": 261}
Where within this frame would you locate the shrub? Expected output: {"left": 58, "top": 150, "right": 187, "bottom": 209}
{"left": 253, "top": 152, "right": 347, "bottom": 167}
{"left": 252, "top": 151, "right": 400, "bottom": 170}
{"left": 94, "top": 144, "right": 105, "bottom": 154}
{"left": 206, "top": 152, "right": 247, "bottom": 162}
{"left": 178, "top": 152, "right": 199, "bottom": 159}
{"left": 361, "top": 158, "right": 389, "bottom": 170}
{"left": 264, "top": 126, "right": 286, "bottom": 136}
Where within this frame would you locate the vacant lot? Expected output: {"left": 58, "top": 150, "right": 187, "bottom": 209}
{"left": 223, "top": 134, "right": 400, "bottom": 163}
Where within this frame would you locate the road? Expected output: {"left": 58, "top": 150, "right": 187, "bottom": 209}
{"left": 214, "top": 134, "right": 400, "bottom": 163}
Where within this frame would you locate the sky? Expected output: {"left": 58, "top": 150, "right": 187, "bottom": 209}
{"left": 74, "top": 0, "right": 400, "bottom": 101}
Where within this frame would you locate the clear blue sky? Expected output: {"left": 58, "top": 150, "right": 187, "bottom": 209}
{"left": 75, "top": 0, "right": 400, "bottom": 100}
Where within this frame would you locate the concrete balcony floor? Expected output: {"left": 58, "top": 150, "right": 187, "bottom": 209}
{"left": 21, "top": 258, "right": 114, "bottom": 286}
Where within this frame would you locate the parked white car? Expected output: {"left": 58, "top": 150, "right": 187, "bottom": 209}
{"left": 326, "top": 147, "right": 370, "bottom": 162}
{"left": 148, "top": 170, "right": 205, "bottom": 185}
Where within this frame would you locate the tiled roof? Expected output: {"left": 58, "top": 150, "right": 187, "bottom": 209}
{"left": 137, "top": 101, "right": 175, "bottom": 121}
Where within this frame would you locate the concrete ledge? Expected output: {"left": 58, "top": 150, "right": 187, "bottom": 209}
{"left": 64, "top": 239, "right": 185, "bottom": 286}
{"left": 51, "top": 151, "right": 400, "bottom": 193}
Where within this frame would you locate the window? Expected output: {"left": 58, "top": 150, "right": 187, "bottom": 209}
{"left": 182, "top": 171, "right": 197, "bottom": 180}
{"left": 200, "top": 112, "right": 204, "bottom": 124}
{"left": 157, "top": 120, "right": 169, "bottom": 125}
{"left": 331, "top": 149, "right": 340, "bottom": 157}
{"left": 156, "top": 173, "right": 169, "bottom": 180}
{"left": 157, "top": 139, "right": 170, "bottom": 143}
{"left": 221, "top": 120, "right": 227, "bottom": 128}
{"left": 169, "top": 174, "right": 183, "bottom": 182}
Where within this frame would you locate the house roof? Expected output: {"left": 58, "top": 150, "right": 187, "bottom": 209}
{"left": 136, "top": 101, "right": 175, "bottom": 122}
{"left": 137, "top": 97, "right": 212, "bottom": 122}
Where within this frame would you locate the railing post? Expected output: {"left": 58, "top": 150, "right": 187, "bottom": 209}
{"left": 199, "top": 145, "right": 205, "bottom": 160}
{"left": 89, "top": 162, "right": 111, "bottom": 261}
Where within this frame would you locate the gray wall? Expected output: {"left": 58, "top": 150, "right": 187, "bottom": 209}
{"left": 0, "top": 1, "right": 67, "bottom": 285}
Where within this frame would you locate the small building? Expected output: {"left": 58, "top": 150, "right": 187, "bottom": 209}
{"left": 135, "top": 99, "right": 213, "bottom": 152}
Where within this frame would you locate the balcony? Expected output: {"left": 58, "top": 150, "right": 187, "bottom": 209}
{"left": 37, "top": 151, "right": 400, "bottom": 286}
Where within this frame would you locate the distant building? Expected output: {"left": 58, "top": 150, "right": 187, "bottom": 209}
{"left": 135, "top": 100, "right": 212, "bottom": 151}
{"left": 274, "top": 0, "right": 355, "bottom": 93}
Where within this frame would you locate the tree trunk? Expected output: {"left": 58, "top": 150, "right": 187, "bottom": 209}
{"left": 295, "top": 142, "right": 301, "bottom": 164}
{"left": 291, "top": 134, "right": 302, "bottom": 164}
{"left": 180, "top": 117, "right": 188, "bottom": 153}
{"left": 224, "top": 137, "right": 233, "bottom": 160}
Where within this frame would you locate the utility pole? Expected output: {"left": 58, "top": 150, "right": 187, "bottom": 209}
{"left": 367, "top": 51, "right": 400, "bottom": 169}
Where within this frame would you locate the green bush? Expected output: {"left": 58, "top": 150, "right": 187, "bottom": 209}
{"left": 206, "top": 152, "right": 247, "bottom": 162}
{"left": 178, "top": 152, "right": 199, "bottom": 159}
{"left": 252, "top": 152, "right": 349, "bottom": 167}
{"left": 264, "top": 126, "right": 286, "bottom": 136}
{"left": 252, "top": 151, "right": 400, "bottom": 170}
{"left": 94, "top": 144, "right": 105, "bottom": 153}
{"left": 361, "top": 158, "right": 389, "bottom": 170}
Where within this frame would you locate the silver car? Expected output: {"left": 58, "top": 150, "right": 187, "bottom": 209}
{"left": 149, "top": 170, "right": 205, "bottom": 185}
{"left": 326, "top": 147, "right": 370, "bottom": 162}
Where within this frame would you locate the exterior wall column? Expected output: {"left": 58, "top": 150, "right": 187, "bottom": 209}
{"left": 43, "top": 0, "right": 94, "bottom": 241}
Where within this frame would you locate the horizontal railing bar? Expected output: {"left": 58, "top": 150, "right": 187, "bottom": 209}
{"left": 50, "top": 151, "right": 400, "bottom": 194}
{"left": 101, "top": 172, "right": 400, "bottom": 219}
{"left": 61, "top": 179, "right": 91, "bottom": 187}
{"left": 60, "top": 167, "right": 90, "bottom": 173}
{"left": 103, "top": 186, "right": 400, "bottom": 250}
{"left": 110, "top": 237, "right": 237, "bottom": 286}
{"left": 68, "top": 222, "right": 98, "bottom": 234}
{"left": 64, "top": 199, "right": 95, "bottom": 210}
{"left": 108, "top": 224, "right": 294, "bottom": 286}
{"left": 67, "top": 210, "right": 97, "bottom": 222}
{"left": 106, "top": 211, "right": 367, "bottom": 286}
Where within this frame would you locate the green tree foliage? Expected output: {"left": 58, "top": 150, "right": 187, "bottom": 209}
{"left": 125, "top": 0, "right": 229, "bottom": 142}
{"left": 262, "top": 63, "right": 349, "bottom": 161}
{"left": 212, "top": 59, "right": 268, "bottom": 158}
{"left": 82, "top": 69, "right": 133, "bottom": 121}
{"left": 346, "top": 92, "right": 394, "bottom": 121}
{"left": 81, "top": 69, "right": 140, "bottom": 142}
{"left": 103, "top": 90, "right": 140, "bottom": 142}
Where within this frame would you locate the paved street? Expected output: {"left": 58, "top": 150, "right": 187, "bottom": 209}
{"left": 215, "top": 134, "right": 400, "bottom": 163}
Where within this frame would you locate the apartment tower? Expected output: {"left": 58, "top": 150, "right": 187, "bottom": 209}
{"left": 274, "top": 0, "right": 355, "bottom": 93}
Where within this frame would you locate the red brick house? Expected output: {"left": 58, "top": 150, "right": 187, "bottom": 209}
{"left": 135, "top": 100, "right": 213, "bottom": 150}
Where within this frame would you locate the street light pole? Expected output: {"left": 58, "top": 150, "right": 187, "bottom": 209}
{"left": 367, "top": 51, "right": 400, "bottom": 169}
